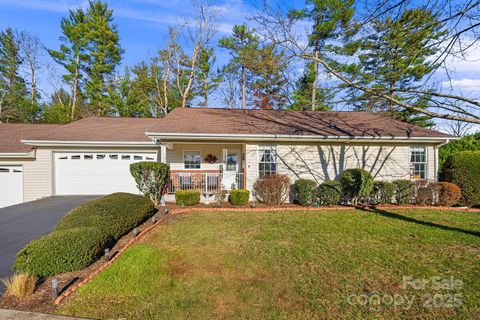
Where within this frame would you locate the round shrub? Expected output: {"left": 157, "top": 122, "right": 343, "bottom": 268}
{"left": 55, "top": 193, "right": 154, "bottom": 240}
{"left": 340, "top": 169, "right": 374, "bottom": 204}
{"left": 294, "top": 179, "right": 317, "bottom": 206}
{"left": 13, "top": 227, "right": 108, "bottom": 277}
{"left": 229, "top": 189, "right": 250, "bottom": 206}
{"left": 318, "top": 180, "right": 342, "bottom": 206}
{"left": 175, "top": 190, "right": 200, "bottom": 206}
{"left": 431, "top": 182, "right": 462, "bottom": 207}
{"left": 443, "top": 151, "right": 480, "bottom": 206}
{"left": 254, "top": 174, "right": 291, "bottom": 205}
{"left": 392, "top": 180, "right": 415, "bottom": 204}
{"left": 371, "top": 181, "right": 395, "bottom": 204}
{"left": 130, "top": 162, "right": 170, "bottom": 205}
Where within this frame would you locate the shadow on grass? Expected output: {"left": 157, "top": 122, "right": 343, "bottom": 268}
{"left": 358, "top": 207, "right": 480, "bottom": 238}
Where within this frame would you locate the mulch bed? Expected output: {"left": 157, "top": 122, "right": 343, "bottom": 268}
{"left": 0, "top": 208, "right": 169, "bottom": 314}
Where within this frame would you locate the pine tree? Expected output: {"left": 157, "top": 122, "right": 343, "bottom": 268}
{"left": 289, "top": 61, "right": 332, "bottom": 111}
{"left": 48, "top": 7, "right": 89, "bottom": 120}
{"left": 289, "top": 0, "right": 355, "bottom": 110}
{"left": 352, "top": 8, "right": 446, "bottom": 127}
{"left": 250, "top": 44, "right": 288, "bottom": 110}
{"left": 219, "top": 24, "right": 259, "bottom": 109}
{"left": 196, "top": 46, "right": 221, "bottom": 107}
{"left": 84, "top": 0, "right": 123, "bottom": 116}
{"left": 0, "top": 28, "right": 30, "bottom": 122}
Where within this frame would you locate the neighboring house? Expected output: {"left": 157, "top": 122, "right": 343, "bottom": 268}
{"left": 0, "top": 108, "right": 455, "bottom": 207}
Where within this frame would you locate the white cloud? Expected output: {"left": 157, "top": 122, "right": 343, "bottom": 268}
{"left": 441, "top": 78, "right": 480, "bottom": 90}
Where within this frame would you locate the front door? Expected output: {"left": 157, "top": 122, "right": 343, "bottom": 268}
{"left": 222, "top": 150, "right": 240, "bottom": 190}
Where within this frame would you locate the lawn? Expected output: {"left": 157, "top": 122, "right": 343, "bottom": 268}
{"left": 58, "top": 208, "right": 480, "bottom": 319}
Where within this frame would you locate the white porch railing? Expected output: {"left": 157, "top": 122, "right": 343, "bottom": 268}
{"left": 167, "top": 171, "right": 244, "bottom": 193}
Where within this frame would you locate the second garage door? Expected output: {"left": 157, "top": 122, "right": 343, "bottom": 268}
{"left": 0, "top": 165, "right": 23, "bottom": 208}
{"left": 54, "top": 152, "right": 157, "bottom": 195}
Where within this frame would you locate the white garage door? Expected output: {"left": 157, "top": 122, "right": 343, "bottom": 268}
{"left": 0, "top": 165, "right": 23, "bottom": 208}
{"left": 54, "top": 152, "right": 156, "bottom": 195}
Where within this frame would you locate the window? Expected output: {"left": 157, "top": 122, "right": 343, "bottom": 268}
{"left": 258, "top": 145, "right": 277, "bottom": 176}
{"left": 134, "top": 155, "right": 142, "bottom": 160}
{"left": 71, "top": 155, "right": 80, "bottom": 160}
{"left": 109, "top": 155, "right": 118, "bottom": 160}
{"left": 184, "top": 151, "right": 201, "bottom": 169}
{"left": 410, "top": 147, "right": 427, "bottom": 179}
{"left": 121, "top": 155, "right": 131, "bottom": 160}
{"left": 96, "top": 154, "right": 106, "bottom": 160}
{"left": 84, "top": 154, "right": 93, "bottom": 160}
{"left": 226, "top": 153, "right": 238, "bottom": 171}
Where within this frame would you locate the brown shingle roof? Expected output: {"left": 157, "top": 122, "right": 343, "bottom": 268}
{"left": 23, "top": 117, "right": 160, "bottom": 142}
{"left": 0, "top": 123, "right": 63, "bottom": 153}
{"left": 150, "top": 108, "right": 452, "bottom": 138}
{"left": 1, "top": 108, "right": 452, "bottom": 153}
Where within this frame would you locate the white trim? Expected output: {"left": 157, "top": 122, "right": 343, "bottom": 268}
{"left": 21, "top": 140, "right": 156, "bottom": 147}
{"left": 148, "top": 132, "right": 457, "bottom": 143}
{"left": 0, "top": 152, "right": 34, "bottom": 158}
{"left": 183, "top": 150, "right": 202, "bottom": 170}
{"left": 409, "top": 146, "right": 428, "bottom": 180}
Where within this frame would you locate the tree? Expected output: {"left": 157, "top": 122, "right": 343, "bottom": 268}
{"left": 41, "top": 89, "right": 72, "bottom": 124}
{"left": 254, "top": 1, "right": 480, "bottom": 125}
{"left": 83, "top": 0, "right": 123, "bottom": 116}
{"left": 350, "top": 8, "right": 445, "bottom": 127}
{"left": 17, "top": 31, "right": 43, "bottom": 118}
{"left": 250, "top": 44, "right": 288, "bottom": 109}
{"left": 219, "top": 24, "right": 260, "bottom": 109}
{"left": 439, "top": 132, "right": 480, "bottom": 170}
{"left": 169, "top": 1, "right": 217, "bottom": 109}
{"left": 196, "top": 46, "right": 221, "bottom": 107}
{"left": 48, "top": 7, "right": 89, "bottom": 121}
{"left": 289, "top": 61, "right": 332, "bottom": 111}
{"left": 288, "top": 0, "right": 355, "bottom": 111}
{"left": 0, "top": 28, "right": 30, "bottom": 122}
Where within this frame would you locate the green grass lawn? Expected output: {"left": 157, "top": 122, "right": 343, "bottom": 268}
{"left": 58, "top": 208, "right": 480, "bottom": 319}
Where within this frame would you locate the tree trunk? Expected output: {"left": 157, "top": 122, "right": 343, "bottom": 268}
{"left": 70, "top": 53, "right": 80, "bottom": 121}
{"left": 311, "top": 45, "right": 319, "bottom": 111}
{"left": 241, "top": 65, "right": 246, "bottom": 110}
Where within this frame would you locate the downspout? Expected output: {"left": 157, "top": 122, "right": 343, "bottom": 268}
{"left": 434, "top": 139, "right": 450, "bottom": 182}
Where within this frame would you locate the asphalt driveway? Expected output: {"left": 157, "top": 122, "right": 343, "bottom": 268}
{"left": 0, "top": 196, "right": 97, "bottom": 291}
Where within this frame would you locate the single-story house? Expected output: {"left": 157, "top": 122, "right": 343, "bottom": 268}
{"left": 0, "top": 107, "right": 455, "bottom": 208}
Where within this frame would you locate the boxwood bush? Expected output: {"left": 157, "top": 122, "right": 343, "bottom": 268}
{"left": 130, "top": 162, "right": 170, "bottom": 205}
{"left": 340, "top": 169, "right": 374, "bottom": 205}
{"left": 13, "top": 227, "right": 108, "bottom": 277}
{"left": 442, "top": 151, "right": 480, "bottom": 206}
{"left": 229, "top": 189, "right": 250, "bottom": 206}
{"left": 371, "top": 181, "right": 395, "bottom": 204}
{"left": 13, "top": 193, "right": 154, "bottom": 277}
{"left": 175, "top": 190, "right": 200, "bottom": 206}
{"left": 56, "top": 193, "right": 154, "bottom": 240}
{"left": 392, "top": 180, "right": 415, "bottom": 204}
{"left": 318, "top": 180, "right": 342, "bottom": 206}
{"left": 294, "top": 179, "right": 317, "bottom": 206}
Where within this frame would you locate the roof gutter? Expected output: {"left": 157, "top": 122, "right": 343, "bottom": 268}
{"left": 145, "top": 132, "right": 458, "bottom": 143}
{"left": 21, "top": 140, "right": 157, "bottom": 148}
{"left": 0, "top": 151, "right": 35, "bottom": 159}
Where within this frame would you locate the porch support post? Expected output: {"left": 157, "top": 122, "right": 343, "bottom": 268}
{"left": 160, "top": 144, "right": 167, "bottom": 163}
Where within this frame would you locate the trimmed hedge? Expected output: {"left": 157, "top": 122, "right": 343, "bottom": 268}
{"left": 130, "top": 162, "right": 170, "bottom": 205}
{"left": 392, "top": 180, "right": 415, "bottom": 204}
{"left": 318, "top": 180, "right": 342, "bottom": 206}
{"left": 14, "top": 193, "right": 154, "bottom": 276}
{"left": 443, "top": 151, "right": 480, "bottom": 206}
{"left": 13, "top": 227, "right": 108, "bottom": 277}
{"left": 371, "top": 181, "right": 395, "bottom": 204}
{"left": 56, "top": 193, "right": 154, "bottom": 240}
{"left": 340, "top": 169, "right": 373, "bottom": 204}
{"left": 295, "top": 179, "right": 317, "bottom": 206}
{"left": 175, "top": 190, "right": 200, "bottom": 206}
{"left": 229, "top": 189, "right": 250, "bottom": 206}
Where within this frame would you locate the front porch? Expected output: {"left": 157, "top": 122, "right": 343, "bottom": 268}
{"left": 159, "top": 143, "right": 247, "bottom": 196}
